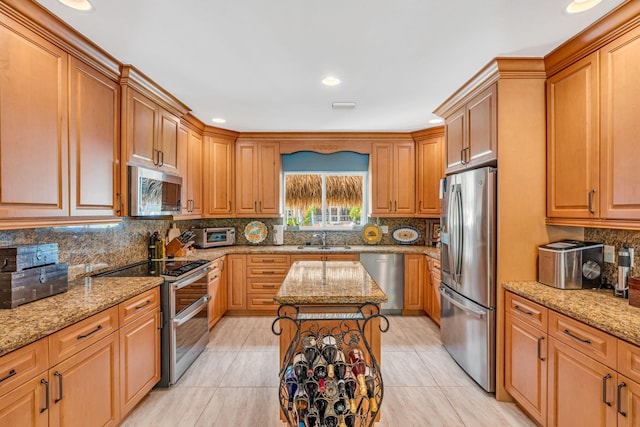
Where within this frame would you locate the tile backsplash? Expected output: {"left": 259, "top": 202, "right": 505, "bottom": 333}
{"left": 585, "top": 228, "right": 640, "bottom": 285}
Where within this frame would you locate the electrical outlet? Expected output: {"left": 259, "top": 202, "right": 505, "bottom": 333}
{"left": 381, "top": 225, "right": 389, "bottom": 234}
{"left": 604, "top": 245, "right": 615, "bottom": 263}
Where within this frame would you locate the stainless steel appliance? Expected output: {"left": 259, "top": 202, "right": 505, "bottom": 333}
{"left": 538, "top": 240, "right": 603, "bottom": 290}
{"left": 96, "top": 259, "right": 212, "bottom": 386}
{"left": 192, "top": 227, "right": 236, "bottom": 248}
{"left": 439, "top": 166, "right": 496, "bottom": 392}
{"left": 129, "top": 165, "right": 182, "bottom": 216}
{"left": 359, "top": 253, "right": 404, "bottom": 314}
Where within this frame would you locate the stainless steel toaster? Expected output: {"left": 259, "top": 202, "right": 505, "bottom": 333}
{"left": 538, "top": 240, "right": 603, "bottom": 289}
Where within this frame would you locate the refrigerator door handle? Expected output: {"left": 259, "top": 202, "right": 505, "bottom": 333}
{"left": 450, "top": 184, "right": 463, "bottom": 282}
{"left": 440, "top": 286, "right": 485, "bottom": 319}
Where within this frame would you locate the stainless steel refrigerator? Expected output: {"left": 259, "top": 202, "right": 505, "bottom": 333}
{"left": 439, "top": 166, "right": 497, "bottom": 392}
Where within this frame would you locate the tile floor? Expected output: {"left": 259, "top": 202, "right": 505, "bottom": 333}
{"left": 120, "top": 315, "right": 537, "bottom": 427}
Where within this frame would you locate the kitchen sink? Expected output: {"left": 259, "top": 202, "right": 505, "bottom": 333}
{"left": 296, "top": 246, "right": 352, "bottom": 251}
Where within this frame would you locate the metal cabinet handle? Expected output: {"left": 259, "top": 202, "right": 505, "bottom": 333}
{"left": 54, "top": 372, "right": 63, "bottom": 403}
{"left": 262, "top": 284, "right": 277, "bottom": 288}
{"left": 419, "top": 200, "right": 423, "bottom": 211}
{"left": 40, "top": 379, "right": 49, "bottom": 413}
{"left": 259, "top": 201, "right": 262, "bottom": 212}
{"left": 562, "top": 328, "right": 591, "bottom": 344}
{"left": 588, "top": 189, "right": 596, "bottom": 215}
{"left": 228, "top": 201, "right": 232, "bottom": 212}
{"left": 159, "top": 150, "right": 164, "bottom": 167}
{"left": 116, "top": 192, "right": 123, "bottom": 215}
{"left": 514, "top": 305, "right": 534, "bottom": 316}
{"left": 394, "top": 201, "right": 397, "bottom": 211}
{"left": 618, "top": 382, "right": 627, "bottom": 416}
{"left": 262, "top": 271, "right": 275, "bottom": 275}
{"left": 602, "top": 373, "right": 612, "bottom": 407}
{"left": 254, "top": 201, "right": 257, "bottom": 212}
{"left": 153, "top": 149, "right": 160, "bottom": 166}
{"left": 389, "top": 201, "right": 392, "bottom": 211}
{"left": 0, "top": 368, "right": 16, "bottom": 383}
{"left": 77, "top": 324, "right": 103, "bottom": 340}
{"left": 460, "top": 149, "right": 465, "bottom": 165}
{"left": 537, "top": 336, "right": 545, "bottom": 361}
{"left": 262, "top": 259, "right": 275, "bottom": 263}
{"left": 135, "top": 300, "right": 151, "bottom": 310}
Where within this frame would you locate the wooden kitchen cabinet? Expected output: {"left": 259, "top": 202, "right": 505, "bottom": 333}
{"left": 371, "top": 141, "right": 415, "bottom": 216}
{"left": 235, "top": 141, "right": 281, "bottom": 217}
{"left": 208, "top": 258, "right": 227, "bottom": 329}
{"left": 177, "top": 124, "right": 203, "bottom": 216}
{"left": 227, "top": 255, "right": 247, "bottom": 310}
{"left": 414, "top": 129, "right": 444, "bottom": 217}
{"left": 404, "top": 254, "right": 424, "bottom": 311}
{"left": 0, "top": 374, "right": 48, "bottom": 427}
{"left": 204, "top": 134, "right": 235, "bottom": 217}
{"left": 246, "top": 255, "right": 289, "bottom": 312}
{"left": 444, "top": 84, "right": 497, "bottom": 174}
{"left": 426, "top": 257, "right": 441, "bottom": 325}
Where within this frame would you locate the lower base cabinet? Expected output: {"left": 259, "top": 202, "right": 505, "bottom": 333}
{"left": 425, "top": 257, "right": 441, "bottom": 325}
{"left": 208, "top": 257, "right": 227, "bottom": 329}
{"left": 0, "top": 375, "right": 48, "bottom": 426}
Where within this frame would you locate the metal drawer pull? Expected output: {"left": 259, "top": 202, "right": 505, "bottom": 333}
{"left": 602, "top": 374, "right": 612, "bottom": 406}
{"left": 262, "top": 271, "right": 275, "bottom": 274}
{"left": 134, "top": 300, "right": 151, "bottom": 310}
{"left": 0, "top": 368, "right": 16, "bottom": 383}
{"left": 537, "top": 337, "right": 545, "bottom": 361}
{"left": 77, "top": 324, "right": 103, "bottom": 340}
{"left": 588, "top": 189, "right": 596, "bottom": 214}
{"left": 618, "top": 382, "right": 627, "bottom": 416}
{"left": 40, "top": 379, "right": 49, "bottom": 413}
{"left": 514, "top": 305, "right": 534, "bottom": 316}
{"left": 263, "top": 284, "right": 276, "bottom": 288}
{"left": 262, "top": 301, "right": 272, "bottom": 304}
{"left": 262, "top": 259, "right": 275, "bottom": 263}
{"left": 54, "top": 372, "right": 63, "bottom": 403}
{"left": 562, "top": 328, "right": 591, "bottom": 344}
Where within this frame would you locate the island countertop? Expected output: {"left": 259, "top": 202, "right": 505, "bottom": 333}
{"left": 274, "top": 260, "right": 388, "bottom": 305}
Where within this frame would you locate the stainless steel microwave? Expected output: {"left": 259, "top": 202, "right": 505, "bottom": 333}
{"left": 129, "top": 165, "right": 182, "bottom": 216}
{"left": 192, "top": 227, "right": 235, "bottom": 248}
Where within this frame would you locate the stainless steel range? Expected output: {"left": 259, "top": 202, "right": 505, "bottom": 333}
{"left": 96, "top": 259, "right": 212, "bottom": 386}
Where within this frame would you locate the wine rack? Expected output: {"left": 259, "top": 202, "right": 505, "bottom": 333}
{"left": 272, "top": 303, "right": 389, "bottom": 427}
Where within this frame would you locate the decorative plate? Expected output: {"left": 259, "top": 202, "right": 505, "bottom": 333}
{"left": 391, "top": 226, "right": 421, "bottom": 244}
{"left": 361, "top": 223, "right": 382, "bottom": 245}
{"left": 244, "top": 221, "right": 268, "bottom": 244}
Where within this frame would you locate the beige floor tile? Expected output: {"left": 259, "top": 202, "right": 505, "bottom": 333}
{"left": 120, "top": 386, "right": 215, "bottom": 427}
{"left": 403, "top": 324, "right": 443, "bottom": 352}
{"left": 417, "top": 348, "right": 475, "bottom": 387}
{"left": 381, "top": 351, "right": 437, "bottom": 387}
{"left": 381, "top": 325, "right": 416, "bottom": 352}
{"left": 441, "top": 386, "right": 538, "bottom": 427}
{"left": 376, "top": 386, "right": 465, "bottom": 427}
{"left": 219, "top": 350, "right": 280, "bottom": 387}
{"left": 195, "top": 387, "right": 283, "bottom": 427}
{"left": 388, "top": 314, "right": 436, "bottom": 330}
{"left": 241, "top": 327, "right": 280, "bottom": 351}
{"left": 206, "top": 324, "right": 252, "bottom": 351}
{"left": 175, "top": 351, "right": 237, "bottom": 388}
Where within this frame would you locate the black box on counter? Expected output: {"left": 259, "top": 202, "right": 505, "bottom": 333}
{"left": 0, "top": 263, "right": 68, "bottom": 309}
{"left": 0, "top": 243, "right": 59, "bottom": 272}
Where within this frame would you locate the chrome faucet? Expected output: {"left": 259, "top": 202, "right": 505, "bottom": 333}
{"left": 313, "top": 231, "right": 327, "bottom": 247}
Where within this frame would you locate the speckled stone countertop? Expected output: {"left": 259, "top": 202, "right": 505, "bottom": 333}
{"left": 274, "top": 261, "right": 388, "bottom": 305}
{"left": 503, "top": 281, "right": 640, "bottom": 346}
{"left": 0, "top": 276, "right": 162, "bottom": 357}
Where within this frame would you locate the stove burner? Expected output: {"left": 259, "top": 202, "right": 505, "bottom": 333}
{"left": 95, "top": 259, "right": 211, "bottom": 281}
{"left": 161, "top": 259, "right": 210, "bottom": 277}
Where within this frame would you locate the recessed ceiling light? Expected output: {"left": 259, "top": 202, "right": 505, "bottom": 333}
{"left": 331, "top": 102, "right": 356, "bottom": 110}
{"left": 322, "top": 77, "right": 341, "bottom": 87}
{"left": 211, "top": 118, "right": 226, "bottom": 124}
{"left": 566, "top": 0, "right": 602, "bottom": 14}
{"left": 58, "top": 0, "right": 93, "bottom": 11}
{"left": 429, "top": 118, "right": 444, "bottom": 124}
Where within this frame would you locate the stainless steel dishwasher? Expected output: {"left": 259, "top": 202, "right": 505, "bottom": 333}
{"left": 359, "top": 253, "right": 404, "bottom": 314}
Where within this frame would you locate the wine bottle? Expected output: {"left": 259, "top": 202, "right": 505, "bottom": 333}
{"left": 314, "top": 397, "right": 328, "bottom": 426}
{"left": 313, "top": 354, "right": 328, "bottom": 393}
{"left": 324, "top": 399, "right": 339, "bottom": 427}
{"left": 293, "top": 353, "right": 309, "bottom": 382}
{"left": 285, "top": 365, "right": 298, "bottom": 411}
{"left": 347, "top": 348, "right": 368, "bottom": 397}
{"left": 303, "top": 336, "right": 318, "bottom": 365}
{"left": 304, "top": 380, "right": 318, "bottom": 408}
{"left": 295, "top": 387, "right": 309, "bottom": 427}
{"left": 306, "top": 410, "right": 319, "bottom": 427}
{"left": 334, "top": 398, "right": 349, "bottom": 427}
{"left": 345, "top": 413, "right": 356, "bottom": 427}
{"left": 322, "top": 335, "right": 338, "bottom": 378}
{"left": 343, "top": 371, "right": 358, "bottom": 414}
{"left": 364, "top": 367, "right": 378, "bottom": 413}
{"left": 334, "top": 349, "right": 347, "bottom": 380}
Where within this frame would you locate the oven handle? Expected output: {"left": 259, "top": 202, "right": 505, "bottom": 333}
{"left": 173, "top": 295, "right": 210, "bottom": 327}
{"left": 171, "top": 267, "right": 211, "bottom": 291}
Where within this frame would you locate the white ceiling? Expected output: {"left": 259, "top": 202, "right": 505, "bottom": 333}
{"left": 35, "top": 0, "right": 627, "bottom": 132}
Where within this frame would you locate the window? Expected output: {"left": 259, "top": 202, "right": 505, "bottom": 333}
{"left": 282, "top": 152, "right": 368, "bottom": 230}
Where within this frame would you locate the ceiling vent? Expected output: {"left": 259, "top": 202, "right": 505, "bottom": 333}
{"left": 332, "top": 102, "right": 357, "bottom": 110}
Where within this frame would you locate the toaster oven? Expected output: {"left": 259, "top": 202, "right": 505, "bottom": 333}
{"left": 538, "top": 240, "right": 603, "bottom": 289}
{"left": 192, "top": 227, "right": 235, "bottom": 248}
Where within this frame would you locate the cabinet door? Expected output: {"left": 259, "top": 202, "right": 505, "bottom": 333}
{"left": 68, "top": 57, "right": 120, "bottom": 217}
{"left": 618, "top": 375, "right": 640, "bottom": 427}
{"left": 128, "top": 90, "right": 157, "bottom": 168}
{"left": 404, "top": 254, "right": 424, "bottom": 310}
{"left": 158, "top": 109, "right": 179, "bottom": 174}
{"left": 393, "top": 142, "right": 415, "bottom": 215}
{"left": 416, "top": 135, "right": 443, "bottom": 217}
{"left": 423, "top": 259, "right": 432, "bottom": 316}
{"left": 547, "top": 53, "right": 600, "bottom": 219}
{"left": 0, "top": 16, "right": 69, "bottom": 218}
{"left": 49, "top": 333, "right": 120, "bottom": 427}
{"left": 204, "top": 137, "right": 234, "bottom": 216}
{"left": 208, "top": 266, "right": 224, "bottom": 329}
{"left": 371, "top": 143, "right": 394, "bottom": 214}
{"left": 600, "top": 27, "right": 640, "bottom": 220}
{"left": 235, "top": 142, "right": 259, "bottom": 215}
{"left": 257, "top": 142, "right": 281, "bottom": 215}
{"left": 547, "top": 338, "right": 617, "bottom": 427}
{"left": 177, "top": 125, "right": 190, "bottom": 213}
{"left": 187, "top": 129, "right": 203, "bottom": 215}
{"left": 444, "top": 106, "right": 466, "bottom": 173}
{"left": 467, "top": 83, "right": 497, "bottom": 166}
{"left": 429, "top": 260, "right": 441, "bottom": 325}
{"left": 0, "top": 375, "right": 48, "bottom": 427}
{"left": 505, "top": 313, "right": 547, "bottom": 426}
{"left": 119, "top": 310, "right": 160, "bottom": 418}
{"left": 226, "top": 255, "right": 246, "bottom": 310}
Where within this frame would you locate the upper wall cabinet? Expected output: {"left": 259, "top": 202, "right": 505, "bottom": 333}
{"left": 204, "top": 131, "right": 236, "bottom": 217}
{"left": 371, "top": 141, "right": 415, "bottom": 216}
{"left": 177, "top": 121, "right": 204, "bottom": 217}
{"left": 414, "top": 128, "right": 444, "bottom": 217}
{"left": 444, "top": 84, "right": 497, "bottom": 174}
{"left": 235, "top": 140, "right": 281, "bottom": 217}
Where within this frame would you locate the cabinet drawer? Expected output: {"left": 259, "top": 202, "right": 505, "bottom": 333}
{"left": 119, "top": 287, "right": 160, "bottom": 325}
{"left": 210, "top": 258, "right": 224, "bottom": 273}
{"left": 49, "top": 306, "right": 118, "bottom": 365}
{"left": 247, "top": 277, "right": 282, "bottom": 292}
{"left": 618, "top": 340, "right": 640, "bottom": 383}
{"left": 0, "top": 338, "right": 48, "bottom": 398}
{"left": 506, "top": 292, "right": 548, "bottom": 332}
{"left": 247, "top": 266, "right": 288, "bottom": 277}
{"left": 549, "top": 311, "right": 616, "bottom": 368}
{"left": 247, "top": 255, "right": 289, "bottom": 266}
{"left": 246, "top": 292, "right": 279, "bottom": 310}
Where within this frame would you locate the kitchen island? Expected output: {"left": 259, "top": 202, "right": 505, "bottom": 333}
{"left": 273, "top": 260, "right": 388, "bottom": 426}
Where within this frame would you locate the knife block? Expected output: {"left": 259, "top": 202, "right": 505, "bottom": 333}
{"left": 165, "top": 238, "right": 186, "bottom": 257}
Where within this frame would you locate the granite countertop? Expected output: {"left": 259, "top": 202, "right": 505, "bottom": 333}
{"left": 274, "top": 260, "right": 388, "bottom": 305}
{"left": 503, "top": 281, "right": 640, "bottom": 346}
{"left": 0, "top": 276, "right": 163, "bottom": 357}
